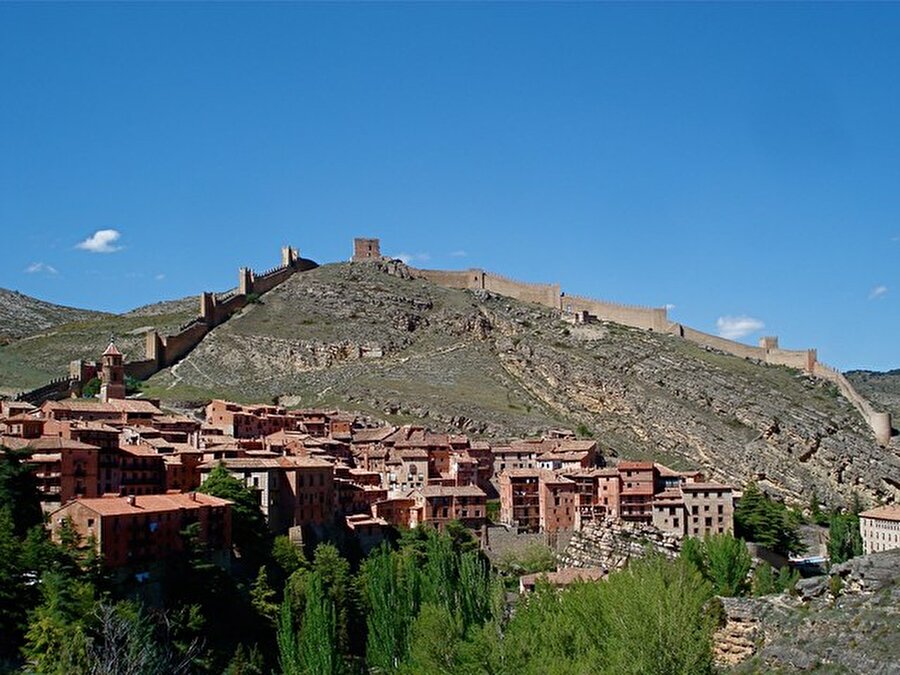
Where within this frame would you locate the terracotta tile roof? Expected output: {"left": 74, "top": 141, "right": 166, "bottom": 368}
{"left": 417, "top": 485, "right": 487, "bottom": 498}
{"left": 102, "top": 341, "right": 122, "bottom": 356}
{"left": 44, "top": 399, "right": 162, "bottom": 415}
{"left": 653, "top": 489, "right": 684, "bottom": 502}
{"left": 5, "top": 437, "right": 99, "bottom": 451}
{"left": 859, "top": 504, "right": 900, "bottom": 522}
{"left": 616, "top": 461, "right": 655, "bottom": 470}
{"left": 55, "top": 492, "right": 231, "bottom": 517}
{"left": 520, "top": 566, "right": 605, "bottom": 588}
{"left": 555, "top": 440, "right": 597, "bottom": 452}
{"left": 352, "top": 427, "right": 395, "bottom": 443}
{"left": 119, "top": 444, "right": 162, "bottom": 457}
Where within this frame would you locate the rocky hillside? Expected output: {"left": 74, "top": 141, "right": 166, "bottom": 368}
{"left": 0, "top": 288, "right": 109, "bottom": 344}
{"left": 847, "top": 369, "right": 900, "bottom": 423}
{"left": 0, "top": 293, "right": 197, "bottom": 394}
{"left": 142, "top": 261, "right": 899, "bottom": 507}
{"left": 719, "top": 550, "right": 900, "bottom": 674}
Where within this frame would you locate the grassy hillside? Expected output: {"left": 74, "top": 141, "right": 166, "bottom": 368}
{"left": 0, "top": 303, "right": 196, "bottom": 394}
{"left": 0, "top": 288, "right": 110, "bottom": 344}
{"left": 144, "top": 262, "right": 899, "bottom": 507}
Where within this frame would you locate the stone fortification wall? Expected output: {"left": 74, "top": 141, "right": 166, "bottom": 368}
{"left": 678, "top": 326, "right": 770, "bottom": 361}
{"left": 563, "top": 294, "right": 669, "bottom": 331}
{"left": 14, "top": 377, "right": 79, "bottom": 405}
{"left": 12, "top": 246, "right": 316, "bottom": 405}
{"left": 211, "top": 293, "right": 247, "bottom": 327}
{"left": 677, "top": 326, "right": 818, "bottom": 373}
{"left": 158, "top": 320, "right": 209, "bottom": 367}
{"left": 138, "top": 251, "right": 317, "bottom": 373}
{"left": 814, "top": 363, "right": 893, "bottom": 445}
{"left": 417, "top": 268, "right": 484, "bottom": 291}
{"left": 123, "top": 359, "right": 159, "bottom": 381}
{"left": 414, "top": 255, "right": 888, "bottom": 444}
{"left": 483, "top": 272, "right": 559, "bottom": 309}
{"left": 416, "top": 268, "right": 559, "bottom": 308}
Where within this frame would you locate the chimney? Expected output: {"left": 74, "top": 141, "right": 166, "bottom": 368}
{"left": 189, "top": 491, "right": 197, "bottom": 502}
{"left": 127, "top": 495, "right": 136, "bottom": 506}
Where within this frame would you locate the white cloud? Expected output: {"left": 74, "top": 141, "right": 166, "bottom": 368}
{"left": 869, "top": 285, "right": 888, "bottom": 300}
{"left": 450, "top": 250, "right": 467, "bottom": 258}
{"left": 390, "top": 252, "right": 430, "bottom": 264}
{"left": 76, "top": 229, "right": 122, "bottom": 253}
{"left": 24, "top": 262, "right": 58, "bottom": 275}
{"left": 716, "top": 315, "right": 765, "bottom": 340}
{"left": 154, "top": 273, "right": 166, "bottom": 281}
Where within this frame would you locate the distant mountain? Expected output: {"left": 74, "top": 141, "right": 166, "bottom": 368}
{"left": 0, "top": 289, "right": 197, "bottom": 394}
{"left": 0, "top": 288, "right": 110, "bottom": 344}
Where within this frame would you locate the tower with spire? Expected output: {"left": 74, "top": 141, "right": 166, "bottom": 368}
{"left": 99, "top": 338, "right": 126, "bottom": 402}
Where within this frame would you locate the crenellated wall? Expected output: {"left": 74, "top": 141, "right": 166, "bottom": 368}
{"left": 410, "top": 249, "right": 890, "bottom": 444}
{"left": 563, "top": 294, "right": 669, "bottom": 332}
{"left": 483, "top": 272, "right": 559, "bottom": 309}
{"left": 13, "top": 245, "right": 317, "bottom": 405}
{"left": 814, "top": 362, "right": 893, "bottom": 446}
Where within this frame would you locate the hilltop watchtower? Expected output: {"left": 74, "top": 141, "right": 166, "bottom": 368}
{"left": 352, "top": 238, "right": 381, "bottom": 262}
{"left": 99, "top": 340, "right": 126, "bottom": 402}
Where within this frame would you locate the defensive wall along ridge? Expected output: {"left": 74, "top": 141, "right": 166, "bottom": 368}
{"left": 14, "top": 246, "right": 317, "bottom": 404}
{"left": 410, "top": 260, "right": 892, "bottom": 445}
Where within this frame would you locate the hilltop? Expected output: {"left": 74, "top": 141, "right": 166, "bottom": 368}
{"left": 138, "top": 260, "right": 899, "bottom": 508}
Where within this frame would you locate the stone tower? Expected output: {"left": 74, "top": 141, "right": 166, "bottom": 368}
{"left": 100, "top": 340, "right": 126, "bottom": 402}
{"left": 352, "top": 238, "right": 381, "bottom": 262}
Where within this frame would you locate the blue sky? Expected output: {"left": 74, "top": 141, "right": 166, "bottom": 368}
{"left": 1, "top": 3, "right": 897, "bottom": 371}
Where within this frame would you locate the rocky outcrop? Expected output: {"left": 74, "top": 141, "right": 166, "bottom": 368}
{"left": 718, "top": 549, "right": 900, "bottom": 674}
{"left": 558, "top": 518, "right": 681, "bottom": 571}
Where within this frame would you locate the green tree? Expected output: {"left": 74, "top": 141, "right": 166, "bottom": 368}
{"left": 22, "top": 571, "right": 96, "bottom": 674}
{"left": 362, "top": 545, "right": 416, "bottom": 673}
{"left": 198, "top": 462, "right": 270, "bottom": 567}
{"left": 0, "top": 448, "right": 44, "bottom": 536}
{"left": 828, "top": 509, "right": 863, "bottom": 564}
{"left": 751, "top": 562, "right": 777, "bottom": 596}
{"left": 734, "top": 482, "right": 803, "bottom": 556}
{"left": 81, "top": 377, "right": 101, "bottom": 398}
{"left": 272, "top": 535, "right": 307, "bottom": 577}
{"left": 297, "top": 574, "right": 337, "bottom": 675}
{"left": 400, "top": 603, "right": 464, "bottom": 674}
{"left": 311, "top": 543, "right": 353, "bottom": 661}
{"left": 703, "top": 533, "right": 752, "bottom": 597}
{"left": 250, "top": 566, "right": 278, "bottom": 625}
{"left": 596, "top": 556, "right": 715, "bottom": 674}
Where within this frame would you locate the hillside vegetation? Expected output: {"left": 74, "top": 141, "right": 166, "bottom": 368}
{"left": 0, "top": 294, "right": 196, "bottom": 394}
{"left": 143, "top": 262, "right": 899, "bottom": 507}
{"left": 0, "top": 288, "right": 110, "bottom": 344}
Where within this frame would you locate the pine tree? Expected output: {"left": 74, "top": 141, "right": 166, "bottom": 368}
{"left": 298, "top": 574, "right": 337, "bottom": 675}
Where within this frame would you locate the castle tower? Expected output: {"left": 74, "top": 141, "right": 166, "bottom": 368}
{"left": 99, "top": 340, "right": 126, "bottom": 402}
{"left": 352, "top": 238, "right": 381, "bottom": 262}
{"left": 281, "top": 245, "right": 299, "bottom": 268}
